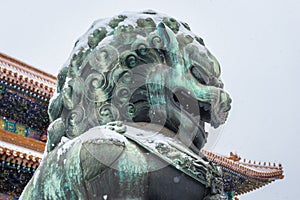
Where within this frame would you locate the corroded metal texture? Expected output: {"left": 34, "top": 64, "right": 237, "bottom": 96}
{"left": 21, "top": 10, "right": 232, "bottom": 200}
{"left": 47, "top": 10, "right": 231, "bottom": 154}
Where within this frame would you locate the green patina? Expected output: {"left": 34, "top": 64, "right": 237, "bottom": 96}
{"left": 88, "top": 27, "right": 107, "bottom": 49}
{"left": 21, "top": 11, "right": 231, "bottom": 200}
{"left": 109, "top": 15, "right": 128, "bottom": 28}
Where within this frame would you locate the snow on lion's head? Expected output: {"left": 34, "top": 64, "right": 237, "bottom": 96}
{"left": 47, "top": 10, "right": 231, "bottom": 153}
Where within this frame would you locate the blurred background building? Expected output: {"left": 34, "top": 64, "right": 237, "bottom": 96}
{"left": 0, "top": 53, "right": 56, "bottom": 199}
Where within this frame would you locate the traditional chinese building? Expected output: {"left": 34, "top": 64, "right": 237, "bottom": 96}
{"left": 201, "top": 149, "right": 284, "bottom": 199}
{"left": 0, "top": 53, "right": 56, "bottom": 199}
{"left": 0, "top": 53, "right": 283, "bottom": 199}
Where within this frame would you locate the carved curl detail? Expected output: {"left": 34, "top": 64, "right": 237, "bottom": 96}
{"left": 47, "top": 11, "right": 231, "bottom": 157}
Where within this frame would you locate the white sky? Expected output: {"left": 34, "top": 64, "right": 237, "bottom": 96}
{"left": 1, "top": 1, "right": 299, "bottom": 199}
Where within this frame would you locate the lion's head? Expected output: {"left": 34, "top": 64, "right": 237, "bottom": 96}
{"left": 47, "top": 10, "right": 231, "bottom": 153}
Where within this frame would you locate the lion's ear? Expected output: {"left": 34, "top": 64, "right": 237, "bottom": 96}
{"left": 157, "top": 22, "right": 179, "bottom": 54}
{"left": 157, "top": 22, "right": 182, "bottom": 67}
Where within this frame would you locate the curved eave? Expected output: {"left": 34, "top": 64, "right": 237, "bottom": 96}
{"left": 0, "top": 52, "right": 56, "bottom": 85}
{"left": 0, "top": 144, "right": 42, "bottom": 165}
{"left": 201, "top": 149, "right": 284, "bottom": 195}
{"left": 0, "top": 52, "right": 57, "bottom": 96}
{"left": 0, "top": 129, "right": 45, "bottom": 153}
{"left": 201, "top": 149, "right": 284, "bottom": 180}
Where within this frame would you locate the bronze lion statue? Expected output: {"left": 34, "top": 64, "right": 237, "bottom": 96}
{"left": 21, "top": 10, "right": 231, "bottom": 200}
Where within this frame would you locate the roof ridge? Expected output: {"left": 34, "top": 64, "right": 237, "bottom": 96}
{"left": 201, "top": 149, "right": 284, "bottom": 180}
